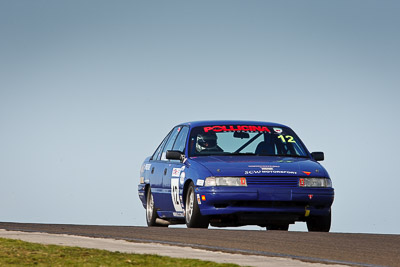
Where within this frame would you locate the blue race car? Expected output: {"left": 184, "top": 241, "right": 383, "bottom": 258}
{"left": 138, "top": 121, "right": 334, "bottom": 231}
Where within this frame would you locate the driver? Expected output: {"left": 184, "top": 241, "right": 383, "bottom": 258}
{"left": 196, "top": 132, "right": 223, "bottom": 152}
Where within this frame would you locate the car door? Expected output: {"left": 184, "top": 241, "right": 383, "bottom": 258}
{"left": 159, "top": 126, "right": 189, "bottom": 218}
{"left": 151, "top": 126, "right": 182, "bottom": 215}
{"left": 146, "top": 130, "right": 171, "bottom": 210}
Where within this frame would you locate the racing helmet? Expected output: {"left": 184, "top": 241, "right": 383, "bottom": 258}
{"left": 196, "top": 132, "right": 218, "bottom": 152}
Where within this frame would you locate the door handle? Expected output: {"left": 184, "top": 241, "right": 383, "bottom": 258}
{"left": 164, "top": 168, "right": 167, "bottom": 175}
{"left": 151, "top": 167, "right": 155, "bottom": 174}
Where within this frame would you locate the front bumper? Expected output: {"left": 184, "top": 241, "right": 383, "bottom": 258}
{"left": 195, "top": 186, "right": 334, "bottom": 217}
{"left": 138, "top": 184, "right": 146, "bottom": 209}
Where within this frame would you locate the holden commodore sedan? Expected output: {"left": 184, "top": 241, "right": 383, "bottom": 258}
{"left": 138, "top": 120, "right": 334, "bottom": 231}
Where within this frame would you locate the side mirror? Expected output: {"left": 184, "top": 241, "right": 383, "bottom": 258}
{"left": 311, "top": 152, "right": 324, "bottom": 161}
{"left": 166, "top": 150, "right": 184, "bottom": 161}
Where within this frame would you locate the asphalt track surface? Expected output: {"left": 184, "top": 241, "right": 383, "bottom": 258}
{"left": 0, "top": 222, "right": 399, "bottom": 267}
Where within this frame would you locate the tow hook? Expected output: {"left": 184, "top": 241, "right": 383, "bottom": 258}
{"left": 305, "top": 205, "right": 310, "bottom": 217}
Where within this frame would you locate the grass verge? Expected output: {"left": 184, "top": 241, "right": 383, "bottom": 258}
{"left": 0, "top": 237, "right": 240, "bottom": 266}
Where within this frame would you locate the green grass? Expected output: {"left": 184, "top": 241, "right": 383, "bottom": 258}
{"left": 0, "top": 237, "right": 240, "bottom": 266}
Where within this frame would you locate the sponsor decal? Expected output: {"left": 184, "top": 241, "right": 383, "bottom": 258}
{"left": 180, "top": 172, "right": 185, "bottom": 184}
{"left": 144, "top": 164, "right": 151, "bottom": 171}
{"left": 303, "top": 171, "right": 311, "bottom": 176}
{"left": 196, "top": 179, "right": 205, "bottom": 186}
{"left": 245, "top": 165, "right": 296, "bottom": 175}
{"left": 172, "top": 168, "right": 181, "bottom": 177}
{"left": 262, "top": 167, "right": 274, "bottom": 171}
{"left": 197, "top": 194, "right": 201, "bottom": 205}
{"left": 273, "top": 128, "right": 283, "bottom": 134}
{"left": 308, "top": 194, "right": 313, "bottom": 200}
{"left": 248, "top": 165, "right": 280, "bottom": 171}
{"left": 203, "top": 125, "right": 271, "bottom": 133}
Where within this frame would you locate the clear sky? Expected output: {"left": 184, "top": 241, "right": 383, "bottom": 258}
{"left": 1, "top": 1, "right": 399, "bottom": 234}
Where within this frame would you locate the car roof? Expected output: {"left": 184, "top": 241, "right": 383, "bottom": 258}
{"left": 179, "top": 120, "right": 289, "bottom": 128}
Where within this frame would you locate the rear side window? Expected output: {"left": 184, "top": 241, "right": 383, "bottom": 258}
{"left": 151, "top": 132, "right": 171, "bottom": 161}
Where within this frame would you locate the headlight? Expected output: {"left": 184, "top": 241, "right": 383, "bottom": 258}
{"left": 205, "top": 177, "right": 247, "bottom": 186}
{"left": 299, "top": 178, "right": 332, "bottom": 188}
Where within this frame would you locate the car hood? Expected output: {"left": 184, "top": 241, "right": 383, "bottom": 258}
{"left": 190, "top": 156, "right": 328, "bottom": 177}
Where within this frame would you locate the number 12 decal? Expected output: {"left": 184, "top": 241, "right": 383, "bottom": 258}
{"left": 171, "top": 178, "right": 183, "bottom": 212}
{"left": 277, "top": 135, "right": 295, "bottom": 143}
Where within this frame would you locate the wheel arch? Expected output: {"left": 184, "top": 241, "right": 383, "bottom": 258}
{"left": 182, "top": 179, "right": 194, "bottom": 207}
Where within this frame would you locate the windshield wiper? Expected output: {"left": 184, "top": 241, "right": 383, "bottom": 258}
{"left": 274, "top": 154, "right": 308, "bottom": 158}
{"left": 227, "top": 152, "right": 257, "bottom": 156}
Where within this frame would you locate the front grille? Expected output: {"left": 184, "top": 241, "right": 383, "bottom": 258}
{"left": 246, "top": 176, "right": 298, "bottom": 187}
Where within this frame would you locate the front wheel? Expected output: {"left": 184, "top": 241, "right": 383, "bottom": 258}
{"left": 306, "top": 211, "right": 331, "bottom": 232}
{"left": 185, "top": 182, "right": 209, "bottom": 228}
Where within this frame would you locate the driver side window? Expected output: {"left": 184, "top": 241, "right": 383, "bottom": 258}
{"left": 172, "top": 126, "right": 189, "bottom": 153}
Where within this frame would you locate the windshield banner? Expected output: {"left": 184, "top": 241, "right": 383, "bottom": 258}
{"left": 204, "top": 125, "right": 271, "bottom": 133}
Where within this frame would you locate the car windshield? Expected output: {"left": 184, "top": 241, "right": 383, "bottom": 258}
{"left": 188, "top": 125, "right": 308, "bottom": 157}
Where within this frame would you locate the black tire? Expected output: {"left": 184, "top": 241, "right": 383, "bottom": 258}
{"left": 146, "top": 187, "right": 167, "bottom": 227}
{"left": 306, "top": 211, "right": 331, "bottom": 232}
{"left": 266, "top": 224, "right": 289, "bottom": 231}
{"left": 185, "top": 182, "right": 209, "bottom": 228}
